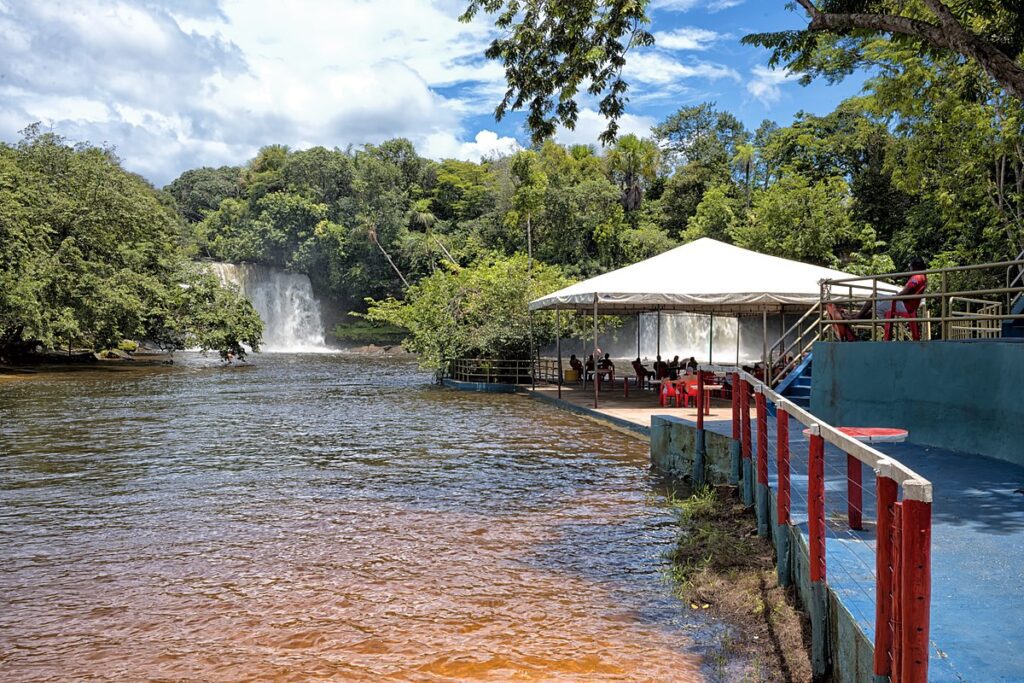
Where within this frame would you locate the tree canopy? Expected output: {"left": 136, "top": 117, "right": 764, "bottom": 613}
{"left": 0, "top": 127, "right": 262, "bottom": 362}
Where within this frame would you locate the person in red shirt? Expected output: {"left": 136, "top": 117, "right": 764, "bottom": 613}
{"left": 844, "top": 257, "right": 928, "bottom": 340}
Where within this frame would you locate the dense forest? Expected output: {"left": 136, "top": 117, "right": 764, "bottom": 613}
{"left": 2, "top": 1, "right": 1021, "bottom": 368}
{"left": 0, "top": 126, "right": 263, "bottom": 363}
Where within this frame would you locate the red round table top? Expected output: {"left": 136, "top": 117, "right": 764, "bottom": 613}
{"left": 801, "top": 427, "right": 909, "bottom": 443}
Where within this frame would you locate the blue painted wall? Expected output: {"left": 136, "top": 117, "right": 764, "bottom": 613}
{"left": 811, "top": 341, "right": 1024, "bottom": 466}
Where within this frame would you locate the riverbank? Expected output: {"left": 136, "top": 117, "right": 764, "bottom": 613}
{"left": 668, "top": 485, "right": 813, "bottom": 682}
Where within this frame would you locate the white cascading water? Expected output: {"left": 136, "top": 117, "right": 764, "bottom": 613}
{"left": 209, "top": 262, "right": 332, "bottom": 353}
{"left": 553, "top": 312, "right": 793, "bottom": 364}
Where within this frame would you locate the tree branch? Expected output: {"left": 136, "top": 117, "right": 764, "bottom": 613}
{"left": 799, "top": 1, "right": 1024, "bottom": 99}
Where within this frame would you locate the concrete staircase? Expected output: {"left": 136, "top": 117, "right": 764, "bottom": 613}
{"left": 774, "top": 353, "right": 813, "bottom": 409}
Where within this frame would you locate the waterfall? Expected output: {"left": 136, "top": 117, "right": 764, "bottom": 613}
{"left": 549, "top": 312, "right": 790, "bottom": 364}
{"left": 209, "top": 262, "right": 332, "bottom": 353}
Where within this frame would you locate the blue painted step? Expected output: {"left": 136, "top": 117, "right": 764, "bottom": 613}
{"left": 772, "top": 353, "right": 813, "bottom": 410}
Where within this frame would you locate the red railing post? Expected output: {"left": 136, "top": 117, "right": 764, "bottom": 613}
{"left": 741, "top": 379, "right": 754, "bottom": 506}
{"left": 874, "top": 472, "right": 899, "bottom": 679}
{"left": 847, "top": 454, "right": 863, "bottom": 530}
{"left": 731, "top": 372, "right": 740, "bottom": 441}
{"left": 776, "top": 408, "right": 790, "bottom": 525}
{"left": 891, "top": 502, "right": 904, "bottom": 681}
{"left": 808, "top": 430, "right": 826, "bottom": 582}
{"left": 694, "top": 369, "right": 707, "bottom": 487}
{"left": 775, "top": 405, "right": 792, "bottom": 586}
{"left": 729, "top": 372, "right": 741, "bottom": 485}
{"left": 808, "top": 427, "right": 830, "bottom": 677}
{"left": 755, "top": 388, "right": 769, "bottom": 536}
{"left": 900, "top": 498, "right": 932, "bottom": 683}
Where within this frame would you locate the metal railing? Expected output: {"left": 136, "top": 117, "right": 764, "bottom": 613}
{"left": 443, "top": 358, "right": 537, "bottom": 385}
{"left": 695, "top": 364, "right": 932, "bottom": 683}
{"left": 766, "top": 302, "right": 821, "bottom": 387}
{"left": 818, "top": 256, "right": 1024, "bottom": 342}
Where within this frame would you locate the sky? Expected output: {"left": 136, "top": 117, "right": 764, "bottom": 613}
{"left": 0, "top": 0, "right": 868, "bottom": 187}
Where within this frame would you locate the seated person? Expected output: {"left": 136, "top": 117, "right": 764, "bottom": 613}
{"left": 833, "top": 257, "right": 928, "bottom": 340}
{"left": 667, "top": 355, "right": 680, "bottom": 380}
{"left": 598, "top": 353, "right": 614, "bottom": 371}
{"left": 569, "top": 354, "right": 584, "bottom": 374}
{"left": 653, "top": 355, "right": 665, "bottom": 378}
{"left": 685, "top": 356, "right": 698, "bottom": 373}
{"left": 632, "top": 357, "right": 655, "bottom": 380}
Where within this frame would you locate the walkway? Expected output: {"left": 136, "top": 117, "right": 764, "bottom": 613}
{"left": 529, "top": 383, "right": 1024, "bottom": 681}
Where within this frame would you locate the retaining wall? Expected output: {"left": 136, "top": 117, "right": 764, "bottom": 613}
{"left": 810, "top": 340, "right": 1024, "bottom": 466}
{"left": 650, "top": 415, "right": 874, "bottom": 683}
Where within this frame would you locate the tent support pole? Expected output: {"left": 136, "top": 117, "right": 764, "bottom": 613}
{"left": 762, "top": 311, "right": 768, "bottom": 385}
{"left": 556, "top": 308, "right": 562, "bottom": 400}
{"left": 656, "top": 310, "right": 661, "bottom": 363}
{"left": 636, "top": 312, "right": 641, "bottom": 359}
{"left": 736, "top": 316, "right": 741, "bottom": 365}
{"left": 709, "top": 314, "right": 714, "bottom": 364}
{"left": 593, "top": 297, "right": 599, "bottom": 410}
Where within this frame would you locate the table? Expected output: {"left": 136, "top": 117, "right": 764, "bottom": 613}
{"left": 801, "top": 426, "right": 909, "bottom": 443}
{"left": 702, "top": 384, "right": 723, "bottom": 415}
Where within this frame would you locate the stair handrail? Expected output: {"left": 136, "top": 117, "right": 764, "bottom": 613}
{"left": 1009, "top": 246, "right": 1024, "bottom": 310}
{"left": 767, "top": 302, "right": 822, "bottom": 386}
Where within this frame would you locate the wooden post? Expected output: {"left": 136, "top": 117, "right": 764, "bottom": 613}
{"left": 755, "top": 387, "right": 769, "bottom": 537}
{"left": 808, "top": 427, "right": 830, "bottom": 678}
{"left": 741, "top": 379, "right": 753, "bottom": 507}
{"left": 900, "top": 499, "right": 932, "bottom": 683}
{"left": 730, "top": 371, "right": 741, "bottom": 485}
{"left": 891, "top": 503, "right": 904, "bottom": 680}
{"left": 808, "top": 430, "right": 827, "bottom": 581}
{"left": 776, "top": 405, "right": 791, "bottom": 586}
{"left": 874, "top": 474, "right": 899, "bottom": 680}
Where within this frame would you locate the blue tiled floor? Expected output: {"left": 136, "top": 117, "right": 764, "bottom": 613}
{"left": 696, "top": 415, "right": 1024, "bottom": 682}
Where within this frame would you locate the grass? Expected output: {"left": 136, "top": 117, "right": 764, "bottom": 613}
{"left": 665, "top": 485, "right": 816, "bottom": 683}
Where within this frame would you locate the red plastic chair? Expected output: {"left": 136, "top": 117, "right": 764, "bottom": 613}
{"left": 659, "top": 382, "right": 677, "bottom": 407}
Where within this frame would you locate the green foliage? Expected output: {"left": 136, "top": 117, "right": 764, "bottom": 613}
{"left": 460, "top": 0, "right": 654, "bottom": 144}
{"left": 364, "top": 253, "right": 569, "bottom": 368}
{"left": 0, "top": 127, "right": 262, "bottom": 361}
{"left": 730, "top": 174, "right": 856, "bottom": 267}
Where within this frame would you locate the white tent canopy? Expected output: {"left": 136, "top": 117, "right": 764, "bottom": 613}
{"left": 529, "top": 238, "right": 897, "bottom": 316}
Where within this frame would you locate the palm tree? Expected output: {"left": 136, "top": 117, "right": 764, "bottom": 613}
{"left": 606, "top": 134, "right": 660, "bottom": 212}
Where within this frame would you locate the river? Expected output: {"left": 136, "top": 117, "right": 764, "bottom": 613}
{"left": 1, "top": 353, "right": 706, "bottom": 681}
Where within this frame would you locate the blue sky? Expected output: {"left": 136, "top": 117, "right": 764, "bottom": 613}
{"left": 0, "top": 0, "right": 867, "bottom": 186}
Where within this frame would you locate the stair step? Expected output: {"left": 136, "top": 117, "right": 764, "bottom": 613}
{"left": 786, "top": 387, "right": 811, "bottom": 399}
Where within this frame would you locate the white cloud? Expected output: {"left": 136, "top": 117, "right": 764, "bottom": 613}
{"left": 0, "top": 0, "right": 510, "bottom": 185}
{"left": 653, "top": 27, "right": 722, "bottom": 51}
{"left": 745, "top": 65, "right": 797, "bottom": 105}
{"left": 555, "top": 109, "right": 657, "bottom": 147}
{"left": 624, "top": 52, "right": 740, "bottom": 85}
{"left": 421, "top": 129, "right": 521, "bottom": 161}
{"left": 651, "top": 0, "right": 745, "bottom": 12}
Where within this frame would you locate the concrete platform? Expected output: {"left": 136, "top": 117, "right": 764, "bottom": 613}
{"left": 529, "top": 383, "right": 733, "bottom": 429}
{"left": 698, "top": 414, "right": 1024, "bottom": 682}
{"left": 529, "top": 383, "right": 1024, "bottom": 681}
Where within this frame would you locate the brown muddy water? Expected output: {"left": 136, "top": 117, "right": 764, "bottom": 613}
{"left": 1, "top": 354, "right": 709, "bottom": 681}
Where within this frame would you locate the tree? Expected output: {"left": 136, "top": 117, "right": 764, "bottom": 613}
{"left": 460, "top": 0, "right": 654, "bottom": 143}
{"left": 654, "top": 104, "right": 748, "bottom": 172}
{"left": 1, "top": 128, "right": 262, "bottom": 361}
{"left": 730, "top": 173, "right": 856, "bottom": 266}
{"left": 685, "top": 184, "right": 738, "bottom": 243}
{"left": 165, "top": 166, "right": 242, "bottom": 224}
{"left": 509, "top": 150, "right": 549, "bottom": 269}
{"left": 744, "top": 1, "right": 1024, "bottom": 100}
{"left": 605, "top": 134, "right": 660, "bottom": 212}
{"left": 365, "top": 253, "right": 569, "bottom": 368}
